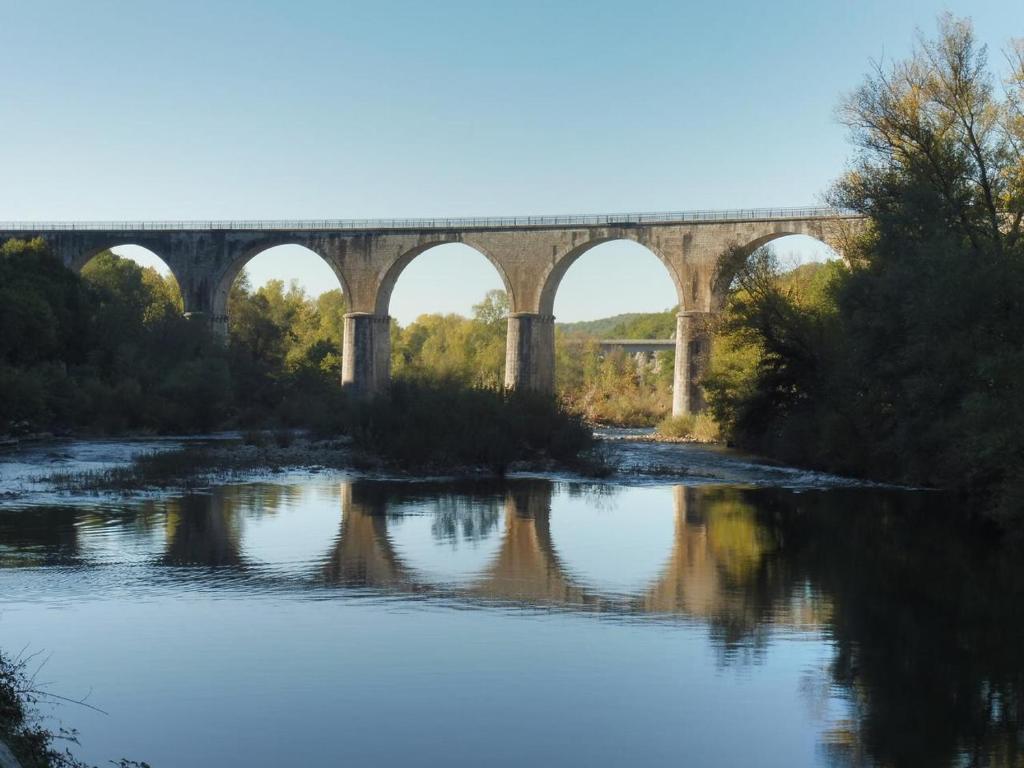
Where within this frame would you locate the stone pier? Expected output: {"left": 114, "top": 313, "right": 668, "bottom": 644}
{"left": 672, "top": 311, "right": 715, "bottom": 416}
{"left": 341, "top": 313, "right": 391, "bottom": 397}
{"left": 504, "top": 312, "right": 555, "bottom": 392}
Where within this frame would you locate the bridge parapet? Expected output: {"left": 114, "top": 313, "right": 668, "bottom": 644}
{"left": 0, "top": 206, "right": 859, "bottom": 233}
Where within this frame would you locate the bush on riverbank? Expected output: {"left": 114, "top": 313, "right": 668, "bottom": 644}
{"left": 0, "top": 650, "right": 148, "bottom": 767}
{"left": 345, "top": 378, "right": 599, "bottom": 473}
{"left": 0, "top": 652, "right": 54, "bottom": 767}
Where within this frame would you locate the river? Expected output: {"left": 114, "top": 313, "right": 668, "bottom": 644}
{"left": 1, "top": 436, "right": 1021, "bottom": 767}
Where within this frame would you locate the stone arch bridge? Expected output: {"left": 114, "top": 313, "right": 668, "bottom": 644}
{"left": 0, "top": 207, "right": 862, "bottom": 414}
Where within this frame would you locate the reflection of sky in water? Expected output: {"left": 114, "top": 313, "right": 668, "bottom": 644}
{"left": 74, "top": 511, "right": 166, "bottom": 566}
{"left": 387, "top": 498, "right": 505, "bottom": 586}
{"left": 2, "top": 475, "right": 1009, "bottom": 768}
{"left": 238, "top": 482, "right": 345, "bottom": 573}
{"left": 550, "top": 486, "right": 675, "bottom": 597}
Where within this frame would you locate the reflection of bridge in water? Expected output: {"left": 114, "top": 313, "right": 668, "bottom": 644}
{"left": 160, "top": 479, "right": 737, "bottom": 616}
{"left": 308, "top": 480, "right": 812, "bottom": 628}
{"left": 0, "top": 477, "right": 824, "bottom": 632}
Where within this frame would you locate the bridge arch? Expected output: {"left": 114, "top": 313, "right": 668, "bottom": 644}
{"left": 538, "top": 234, "right": 685, "bottom": 317}
{"left": 69, "top": 238, "right": 174, "bottom": 274}
{"left": 385, "top": 492, "right": 505, "bottom": 587}
{"left": 712, "top": 231, "right": 840, "bottom": 309}
{"left": 76, "top": 244, "right": 190, "bottom": 313}
{"left": 529, "top": 235, "right": 686, "bottom": 412}
{"left": 210, "top": 240, "right": 349, "bottom": 334}
{"left": 374, "top": 239, "right": 515, "bottom": 318}
{"left": 367, "top": 240, "right": 515, "bottom": 390}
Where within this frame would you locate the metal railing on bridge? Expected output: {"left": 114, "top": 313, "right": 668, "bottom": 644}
{"left": 0, "top": 206, "right": 860, "bottom": 232}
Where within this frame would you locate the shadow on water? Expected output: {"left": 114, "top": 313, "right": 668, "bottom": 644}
{"left": 2, "top": 478, "right": 1023, "bottom": 766}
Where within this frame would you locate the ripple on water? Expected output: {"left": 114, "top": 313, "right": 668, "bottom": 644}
{"left": 0, "top": 440, "right": 993, "bottom": 768}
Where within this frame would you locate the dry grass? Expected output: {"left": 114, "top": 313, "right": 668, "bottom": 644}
{"left": 656, "top": 413, "right": 721, "bottom": 443}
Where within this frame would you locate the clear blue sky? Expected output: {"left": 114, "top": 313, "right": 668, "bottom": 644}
{"left": 1, "top": 0, "right": 1017, "bottom": 323}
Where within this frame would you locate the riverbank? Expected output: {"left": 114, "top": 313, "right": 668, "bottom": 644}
{"left": 0, "top": 431, "right": 885, "bottom": 511}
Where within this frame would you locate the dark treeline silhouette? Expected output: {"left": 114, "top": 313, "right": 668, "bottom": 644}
{"left": 0, "top": 240, "right": 598, "bottom": 470}
{"left": 704, "top": 16, "right": 1024, "bottom": 521}
{"left": 696, "top": 486, "right": 1024, "bottom": 768}
{"left": 0, "top": 239, "right": 228, "bottom": 433}
{"left": 0, "top": 237, "right": 677, "bottom": 438}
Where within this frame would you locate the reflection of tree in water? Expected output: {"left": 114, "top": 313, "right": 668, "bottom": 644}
{"left": 428, "top": 495, "right": 501, "bottom": 545}
{"left": 361, "top": 480, "right": 507, "bottom": 547}
{"left": 67, "top": 472, "right": 1020, "bottom": 766}
{"left": 794, "top": 493, "right": 1024, "bottom": 768}
{"left": 641, "top": 487, "right": 797, "bottom": 663}
{"left": 0, "top": 507, "right": 81, "bottom": 566}
{"left": 215, "top": 483, "right": 307, "bottom": 520}
{"left": 698, "top": 487, "right": 1024, "bottom": 768}
{"left": 563, "top": 482, "right": 620, "bottom": 507}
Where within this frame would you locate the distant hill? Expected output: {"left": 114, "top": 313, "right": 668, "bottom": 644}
{"left": 553, "top": 263, "right": 831, "bottom": 340}
{"left": 557, "top": 309, "right": 677, "bottom": 339}
{"left": 557, "top": 313, "right": 650, "bottom": 337}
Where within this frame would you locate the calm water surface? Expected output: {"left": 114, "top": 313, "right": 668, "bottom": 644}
{"left": 1, "top": 448, "right": 1022, "bottom": 767}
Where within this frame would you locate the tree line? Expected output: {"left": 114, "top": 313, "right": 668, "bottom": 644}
{"left": 701, "top": 15, "right": 1024, "bottom": 520}
{"left": 0, "top": 239, "right": 676, "bottom": 435}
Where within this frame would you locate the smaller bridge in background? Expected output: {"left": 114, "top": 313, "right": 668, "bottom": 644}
{"left": 598, "top": 339, "right": 675, "bottom": 356}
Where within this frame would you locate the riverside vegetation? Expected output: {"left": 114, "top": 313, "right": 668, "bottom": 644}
{"left": 701, "top": 16, "right": 1024, "bottom": 522}
{"left": 0, "top": 649, "right": 147, "bottom": 767}
{"left": 0, "top": 240, "right": 669, "bottom": 473}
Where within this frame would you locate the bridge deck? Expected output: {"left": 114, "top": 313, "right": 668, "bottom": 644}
{"left": 0, "top": 206, "right": 859, "bottom": 233}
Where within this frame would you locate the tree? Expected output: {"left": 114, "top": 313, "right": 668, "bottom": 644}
{"left": 471, "top": 289, "right": 509, "bottom": 327}
{"left": 705, "top": 15, "right": 1024, "bottom": 516}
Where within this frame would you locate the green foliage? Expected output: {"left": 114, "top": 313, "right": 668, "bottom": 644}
{"left": 0, "top": 238, "right": 88, "bottom": 367}
{"left": 606, "top": 308, "right": 677, "bottom": 339}
{"left": 0, "top": 239, "right": 680, "bottom": 442}
{"left": 703, "top": 250, "right": 844, "bottom": 457}
{"left": 551, "top": 308, "right": 677, "bottom": 425}
{"left": 226, "top": 275, "right": 348, "bottom": 428}
{"left": 555, "top": 332, "right": 674, "bottom": 426}
{"left": 0, "top": 241, "right": 227, "bottom": 434}
{"left": 346, "top": 378, "right": 596, "bottom": 473}
{"left": 557, "top": 313, "right": 649, "bottom": 337}
{"left": 378, "top": 289, "right": 679, "bottom": 427}
{"left": 704, "top": 16, "right": 1024, "bottom": 520}
{"left": 391, "top": 289, "right": 508, "bottom": 388}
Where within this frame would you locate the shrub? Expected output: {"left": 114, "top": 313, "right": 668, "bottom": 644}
{"left": 344, "top": 378, "right": 595, "bottom": 473}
